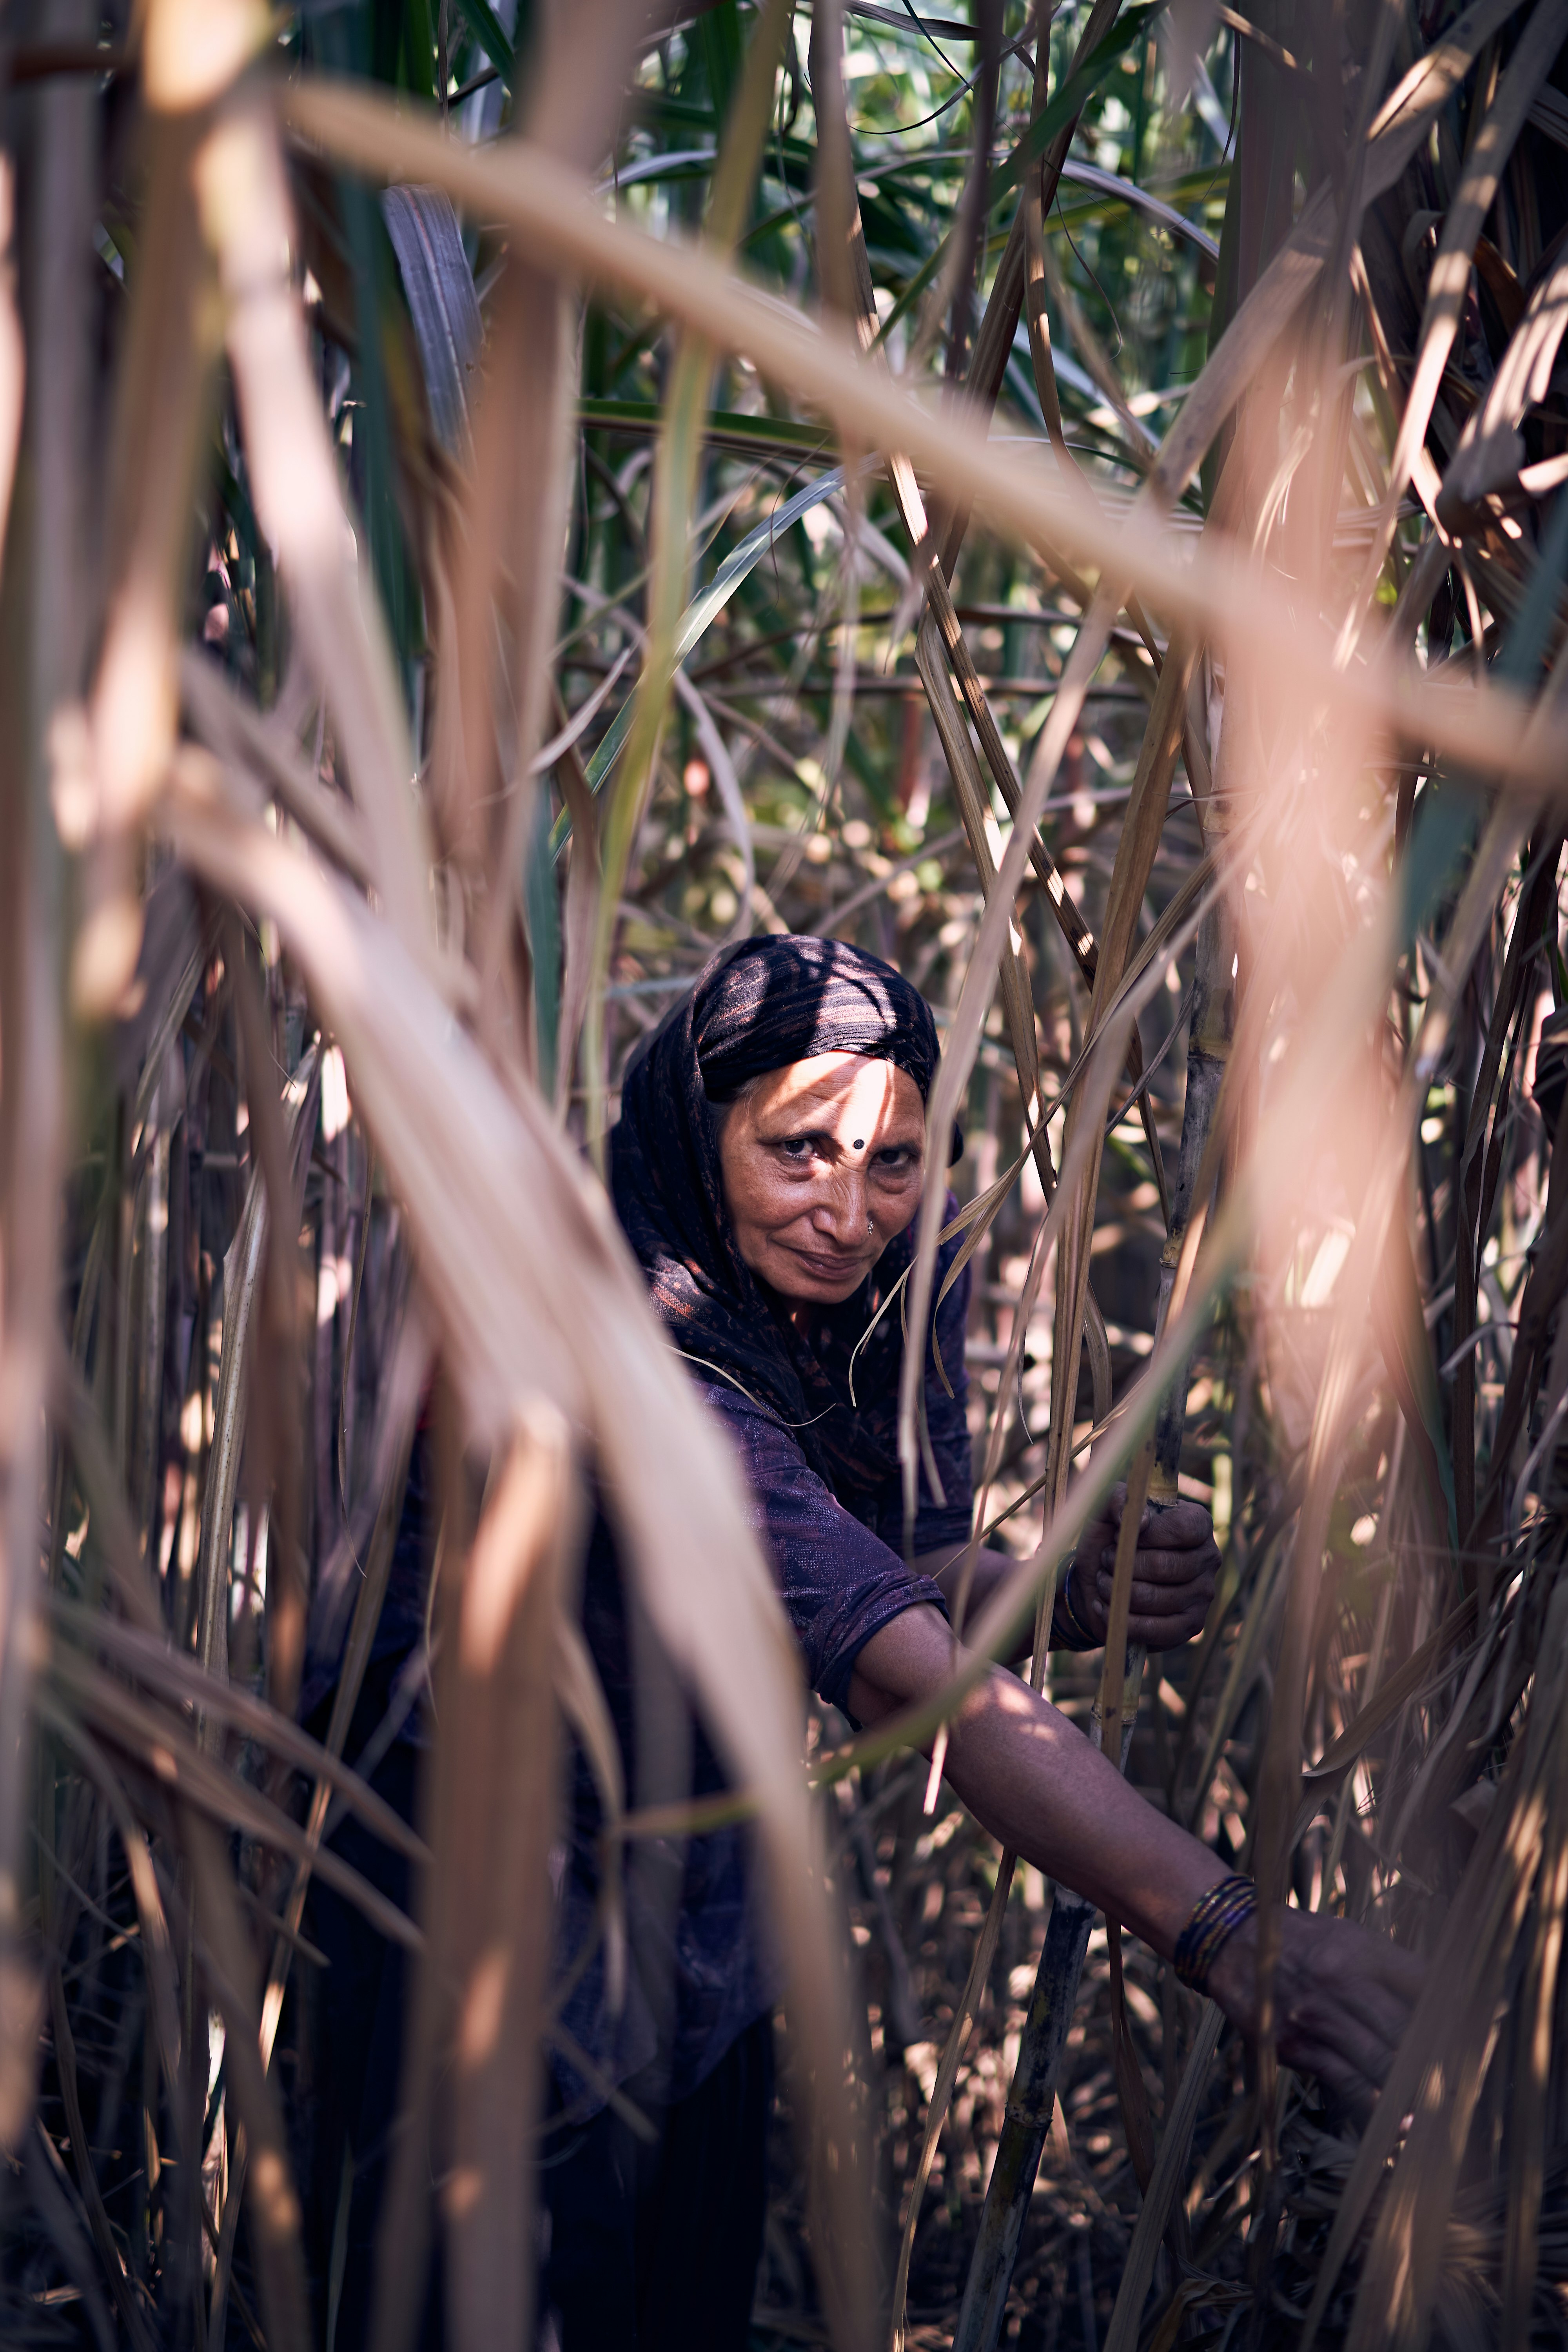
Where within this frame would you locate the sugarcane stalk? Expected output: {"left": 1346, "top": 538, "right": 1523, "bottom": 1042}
{"left": 953, "top": 849, "right": 1236, "bottom": 2352}
{"left": 1148, "top": 891, "right": 1235, "bottom": 1507}
{"left": 950, "top": 1716, "right": 1137, "bottom": 2352}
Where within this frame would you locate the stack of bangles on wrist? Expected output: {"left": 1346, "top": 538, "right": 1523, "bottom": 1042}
{"left": 1174, "top": 1874, "right": 1258, "bottom": 1995}
{"left": 1053, "top": 1553, "right": 1100, "bottom": 1651}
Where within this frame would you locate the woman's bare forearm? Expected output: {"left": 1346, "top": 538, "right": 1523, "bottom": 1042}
{"left": 849, "top": 1602, "right": 1425, "bottom": 2108}
{"left": 848, "top": 1604, "right": 1223, "bottom": 1956}
{"left": 914, "top": 1545, "right": 1036, "bottom": 1663}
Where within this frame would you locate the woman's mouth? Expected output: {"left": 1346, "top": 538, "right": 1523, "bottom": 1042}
{"left": 784, "top": 1242, "right": 867, "bottom": 1279}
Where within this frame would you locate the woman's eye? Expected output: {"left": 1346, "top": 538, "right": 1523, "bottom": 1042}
{"left": 777, "top": 1136, "right": 815, "bottom": 1161}
{"left": 873, "top": 1147, "right": 919, "bottom": 1174}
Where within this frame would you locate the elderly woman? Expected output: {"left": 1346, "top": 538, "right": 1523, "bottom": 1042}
{"left": 535, "top": 933, "right": 1419, "bottom": 2346}
{"left": 310, "top": 933, "right": 1419, "bottom": 2352}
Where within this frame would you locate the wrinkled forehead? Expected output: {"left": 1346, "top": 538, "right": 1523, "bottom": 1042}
{"left": 748, "top": 1052, "right": 926, "bottom": 1131}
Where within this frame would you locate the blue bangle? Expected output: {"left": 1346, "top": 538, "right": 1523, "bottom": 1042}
{"left": 1174, "top": 1875, "right": 1258, "bottom": 1994}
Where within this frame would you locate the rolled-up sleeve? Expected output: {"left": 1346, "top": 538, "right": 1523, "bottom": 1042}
{"left": 703, "top": 1387, "right": 949, "bottom": 1715}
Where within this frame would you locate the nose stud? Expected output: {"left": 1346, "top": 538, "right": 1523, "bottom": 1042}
{"left": 867, "top": 1214, "right": 874, "bottom": 1234}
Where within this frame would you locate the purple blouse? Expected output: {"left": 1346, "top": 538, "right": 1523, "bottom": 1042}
{"left": 551, "top": 1240, "right": 973, "bottom": 2116}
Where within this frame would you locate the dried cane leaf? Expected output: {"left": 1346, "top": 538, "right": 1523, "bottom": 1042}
{"left": 23, "top": 2118, "right": 116, "bottom": 2352}
{"left": 76, "top": 72, "right": 222, "bottom": 1014}
{"left": 1300, "top": 1588, "right": 1568, "bottom": 2350}
{"left": 1045, "top": 645, "right": 1194, "bottom": 1523}
{"left": 1500, "top": 1672, "right": 1568, "bottom": 2347}
{"left": 44, "top": 1643, "right": 423, "bottom": 1951}
{"left": 45, "top": 1596, "right": 427, "bottom": 1867}
{"left": 380, "top": 184, "right": 483, "bottom": 463}
{"left": 1345, "top": 0, "right": 1568, "bottom": 641}
{"left": 1102, "top": 2003, "right": 1225, "bottom": 2352}
{"left": 1443, "top": 247, "right": 1568, "bottom": 512}
{"left": 1343, "top": 1595, "right": 1568, "bottom": 2352}
{"left": 45, "top": 1970, "right": 158, "bottom": 2352}
{"left": 890, "top": 1855, "right": 1016, "bottom": 2352}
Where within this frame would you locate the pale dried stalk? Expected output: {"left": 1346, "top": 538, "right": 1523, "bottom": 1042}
{"left": 163, "top": 775, "right": 878, "bottom": 2347}
{"left": 72, "top": 0, "right": 276, "bottom": 1010}
{"left": 180, "top": 650, "right": 376, "bottom": 889}
{"left": 0, "top": 139, "right": 48, "bottom": 2155}
{"left": 472, "top": 273, "right": 580, "bottom": 1051}
{"left": 914, "top": 626, "right": 1050, "bottom": 1201}
{"left": 449, "top": 0, "right": 669, "bottom": 1053}
{"left": 1042, "top": 646, "right": 1193, "bottom": 1531}
{"left": 438, "top": 1409, "right": 576, "bottom": 2352}
{"left": 192, "top": 89, "right": 434, "bottom": 964}
{"left": 75, "top": 116, "right": 216, "bottom": 1011}
{"left": 0, "top": 160, "right": 23, "bottom": 578}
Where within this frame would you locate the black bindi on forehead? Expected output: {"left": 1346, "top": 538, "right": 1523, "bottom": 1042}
{"left": 853, "top": 1137, "right": 864, "bottom": 1150}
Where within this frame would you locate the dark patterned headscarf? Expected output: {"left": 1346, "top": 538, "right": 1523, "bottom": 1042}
{"left": 611, "top": 936, "right": 952, "bottom": 1497}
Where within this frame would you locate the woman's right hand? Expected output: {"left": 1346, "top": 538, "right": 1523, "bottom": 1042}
{"left": 849, "top": 1603, "right": 1424, "bottom": 2114}
{"left": 1206, "top": 1904, "right": 1425, "bottom": 2117}
{"left": 1069, "top": 1484, "right": 1219, "bottom": 1651}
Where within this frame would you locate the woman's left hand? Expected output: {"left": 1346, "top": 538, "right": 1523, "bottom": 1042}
{"left": 1207, "top": 1906, "right": 1425, "bottom": 2120}
{"left": 1068, "top": 1483, "right": 1218, "bottom": 1651}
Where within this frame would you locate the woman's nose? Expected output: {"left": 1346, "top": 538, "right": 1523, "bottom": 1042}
{"left": 812, "top": 1166, "right": 868, "bottom": 1238}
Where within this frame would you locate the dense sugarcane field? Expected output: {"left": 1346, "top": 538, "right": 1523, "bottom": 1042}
{"left": 7, "top": 0, "right": 1568, "bottom": 2345}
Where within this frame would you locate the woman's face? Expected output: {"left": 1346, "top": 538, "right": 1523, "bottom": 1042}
{"left": 717, "top": 1052, "right": 927, "bottom": 1307}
